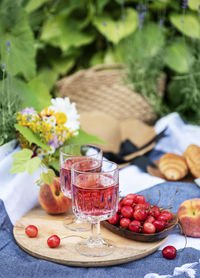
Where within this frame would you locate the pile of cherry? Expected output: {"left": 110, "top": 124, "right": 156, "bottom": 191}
{"left": 108, "top": 193, "right": 173, "bottom": 234}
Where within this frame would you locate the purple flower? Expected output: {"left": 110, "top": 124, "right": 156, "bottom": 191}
{"left": 119, "top": 1, "right": 124, "bottom": 5}
{"left": 102, "top": 21, "right": 107, "bottom": 27}
{"left": 1, "top": 62, "right": 6, "bottom": 68}
{"left": 136, "top": 4, "right": 140, "bottom": 11}
{"left": 159, "top": 19, "right": 164, "bottom": 26}
{"left": 142, "top": 4, "right": 147, "bottom": 11}
{"left": 182, "top": 0, "right": 188, "bottom": 9}
{"left": 121, "top": 13, "right": 125, "bottom": 21}
{"left": 6, "top": 41, "right": 11, "bottom": 47}
{"left": 48, "top": 136, "right": 61, "bottom": 149}
{"left": 198, "top": 4, "right": 200, "bottom": 10}
{"left": 181, "top": 19, "right": 184, "bottom": 23}
{"left": 21, "top": 107, "right": 36, "bottom": 115}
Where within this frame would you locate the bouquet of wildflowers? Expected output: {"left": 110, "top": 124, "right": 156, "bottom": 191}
{"left": 16, "top": 97, "right": 80, "bottom": 156}
{"left": 11, "top": 97, "right": 103, "bottom": 176}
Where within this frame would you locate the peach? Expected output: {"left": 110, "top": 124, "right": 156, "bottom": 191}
{"left": 177, "top": 198, "right": 200, "bottom": 237}
{"left": 39, "top": 177, "right": 71, "bottom": 215}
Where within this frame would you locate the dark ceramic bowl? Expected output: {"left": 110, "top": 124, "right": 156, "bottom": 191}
{"left": 102, "top": 212, "right": 178, "bottom": 242}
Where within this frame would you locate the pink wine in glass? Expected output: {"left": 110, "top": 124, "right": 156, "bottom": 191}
{"left": 60, "top": 159, "right": 101, "bottom": 198}
{"left": 72, "top": 173, "right": 119, "bottom": 222}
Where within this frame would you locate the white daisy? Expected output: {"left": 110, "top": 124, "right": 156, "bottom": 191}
{"left": 50, "top": 97, "right": 80, "bottom": 132}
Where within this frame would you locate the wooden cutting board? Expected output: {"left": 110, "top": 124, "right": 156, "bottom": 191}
{"left": 13, "top": 207, "right": 167, "bottom": 267}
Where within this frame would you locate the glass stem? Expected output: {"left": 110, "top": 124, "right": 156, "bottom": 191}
{"left": 88, "top": 222, "right": 102, "bottom": 247}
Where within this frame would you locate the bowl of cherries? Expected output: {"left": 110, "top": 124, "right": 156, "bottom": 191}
{"left": 103, "top": 193, "right": 178, "bottom": 242}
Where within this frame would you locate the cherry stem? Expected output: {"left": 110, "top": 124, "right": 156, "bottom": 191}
{"left": 166, "top": 189, "right": 178, "bottom": 210}
{"left": 155, "top": 190, "right": 161, "bottom": 206}
{"left": 177, "top": 222, "right": 187, "bottom": 253}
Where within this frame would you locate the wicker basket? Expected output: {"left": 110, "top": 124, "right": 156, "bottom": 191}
{"left": 56, "top": 64, "right": 157, "bottom": 124}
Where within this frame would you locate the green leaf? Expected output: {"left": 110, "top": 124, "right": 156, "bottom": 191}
{"left": 15, "top": 124, "right": 50, "bottom": 150}
{"left": 50, "top": 56, "right": 75, "bottom": 75}
{"left": 10, "top": 77, "right": 41, "bottom": 111}
{"left": 115, "top": 22, "right": 165, "bottom": 63}
{"left": 66, "top": 129, "right": 107, "bottom": 145}
{"left": 39, "top": 169, "right": 56, "bottom": 185}
{"left": 96, "top": 0, "right": 110, "bottom": 13}
{"left": 40, "top": 13, "right": 94, "bottom": 52}
{"left": 0, "top": 0, "right": 36, "bottom": 80}
{"left": 27, "top": 157, "right": 41, "bottom": 174}
{"left": 188, "top": 0, "right": 200, "bottom": 10}
{"left": 93, "top": 8, "right": 138, "bottom": 44}
{"left": 25, "top": 0, "right": 50, "bottom": 13}
{"left": 170, "top": 13, "right": 200, "bottom": 39}
{"left": 27, "top": 77, "right": 51, "bottom": 110}
{"left": 10, "top": 148, "right": 41, "bottom": 174}
{"left": 165, "top": 40, "right": 194, "bottom": 73}
{"left": 37, "top": 68, "right": 58, "bottom": 91}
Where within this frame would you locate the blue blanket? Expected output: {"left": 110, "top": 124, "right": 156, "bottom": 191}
{"left": 1, "top": 181, "right": 200, "bottom": 278}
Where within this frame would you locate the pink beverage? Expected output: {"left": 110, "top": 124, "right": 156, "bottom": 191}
{"left": 60, "top": 158, "right": 101, "bottom": 198}
{"left": 72, "top": 173, "right": 119, "bottom": 222}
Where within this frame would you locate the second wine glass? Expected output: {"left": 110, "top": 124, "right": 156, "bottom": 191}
{"left": 59, "top": 144, "right": 103, "bottom": 232}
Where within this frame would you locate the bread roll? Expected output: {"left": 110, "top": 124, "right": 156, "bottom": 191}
{"left": 183, "top": 144, "right": 200, "bottom": 178}
{"left": 159, "top": 153, "right": 188, "bottom": 181}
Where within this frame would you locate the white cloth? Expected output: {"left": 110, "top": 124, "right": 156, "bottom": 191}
{"left": 0, "top": 113, "right": 200, "bottom": 251}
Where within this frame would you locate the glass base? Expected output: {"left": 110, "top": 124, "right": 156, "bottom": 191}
{"left": 63, "top": 216, "right": 90, "bottom": 232}
{"left": 75, "top": 238, "right": 114, "bottom": 257}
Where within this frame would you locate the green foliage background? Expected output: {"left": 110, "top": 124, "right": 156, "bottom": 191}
{"left": 1, "top": 0, "right": 200, "bottom": 145}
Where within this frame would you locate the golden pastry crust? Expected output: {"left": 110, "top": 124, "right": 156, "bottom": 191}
{"left": 159, "top": 153, "right": 188, "bottom": 181}
{"left": 183, "top": 144, "right": 200, "bottom": 178}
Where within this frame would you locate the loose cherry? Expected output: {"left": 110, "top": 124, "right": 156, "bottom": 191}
{"left": 157, "top": 214, "right": 169, "bottom": 226}
{"left": 121, "top": 206, "right": 134, "bottom": 218}
{"left": 108, "top": 213, "right": 119, "bottom": 225}
{"left": 47, "top": 235, "right": 60, "bottom": 248}
{"left": 129, "top": 220, "right": 141, "bottom": 233}
{"left": 162, "top": 246, "right": 177, "bottom": 259}
{"left": 25, "top": 225, "right": 38, "bottom": 238}
{"left": 142, "top": 222, "right": 156, "bottom": 234}
{"left": 120, "top": 218, "right": 131, "bottom": 229}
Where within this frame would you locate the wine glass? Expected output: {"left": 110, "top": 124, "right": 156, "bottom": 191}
{"left": 71, "top": 159, "right": 119, "bottom": 257}
{"left": 59, "top": 144, "right": 103, "bottom": 232}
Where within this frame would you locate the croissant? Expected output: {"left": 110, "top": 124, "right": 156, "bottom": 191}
{"left": 183, "top": 144, "right": 200, "bottom": 178}
{"left": 159, "top": 153, "right": 188, "bottom": 181}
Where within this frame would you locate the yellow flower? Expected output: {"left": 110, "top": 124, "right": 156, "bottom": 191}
{"left": 54, "top": 112, "right": 67, "bottom": 125}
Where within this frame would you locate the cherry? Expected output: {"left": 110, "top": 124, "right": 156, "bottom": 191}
{"left": 153, "top": 220, "right": 165, "bottom": 232}
{"left": 129, "top": 220, "right": 141, "bottom": 233}
{"left": 134, "top": 203, "right": 146, "bottom": 211}
{"left": 134, "top": 195, "right": 146, "bottom": 204}
{"left": 160, "top": 211, "right": 172, "bottom": 222}
{"left": 133, "top": 208, "right": 147, "bottom": 222}
{"left": 122, "top": 197, "right": 134, "bottom": 207}
{"left": 117, "top": 202, "right": 122, "bottom": 214}
{"left": 145, "top": 215, "right": 155, "bottom": 223}
{"left": 108, "top": 213, "right": 119, "bottom": 225}
{"left": 121, "top": 206, "right": 134, "bottom": 218}
{"left": 142, "top": 222, "right": 156, "bottom": 234}
{"left": 157, "top": 214, "right": 169, "bottom": 225}
{"left": 25, "top": 225, "right": 38, "bottom": 238}
{"left": 148, "top": 206, "right": 160, "bottom": 218}
{"left": 120, "top": 218, "right": 131, "bottom": 229}
{"left": 126, "top": 194, "right": 136, "bottom": 200}
{"left": 162, "top": 246, "right": 177, "bottom": 259}
{"left": 47, "top": 235, "right": 60, "bottom": 248}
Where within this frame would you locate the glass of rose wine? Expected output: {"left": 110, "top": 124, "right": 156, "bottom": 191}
{"left": 71, "top": 159, "right": 119, "bottom": 257}
{"left": 59, "top": 144, "right": 103, "bottom": 232}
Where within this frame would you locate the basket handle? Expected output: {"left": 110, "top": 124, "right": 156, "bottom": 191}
{"left": 87, "top": 63, "right": 125, "bottom": 73}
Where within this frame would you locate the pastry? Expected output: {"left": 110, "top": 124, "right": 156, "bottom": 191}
{"left": 159, "top": 153, "right": 188, "bottom": 181}
{"left": 183, "top": 144, "right": 200, "bottom": 178}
